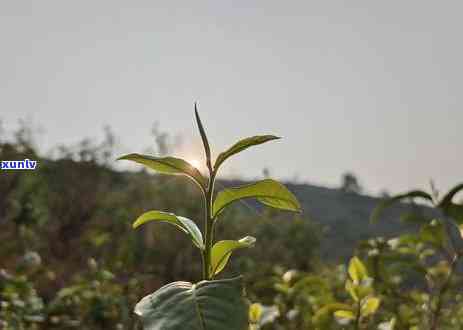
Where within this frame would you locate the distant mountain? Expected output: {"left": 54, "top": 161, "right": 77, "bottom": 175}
{"left": 219, "top": 180, "right": 435, "bottom": 262}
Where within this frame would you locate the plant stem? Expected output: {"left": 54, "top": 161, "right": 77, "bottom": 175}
{"left": 203, "top": 170, "right": 216, "bottom": 280}
{"left": 201, "top": 250, "right": 207, "bottom": 280}
{"left": 354, "top": 300, "right": 361, "bottom": 330}
{"left": 429, "top": 254, "right": 459, "bottom": 330}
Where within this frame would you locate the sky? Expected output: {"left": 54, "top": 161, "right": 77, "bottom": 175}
{"left": 1, "top": 1, "right": 462, "bottom": 195}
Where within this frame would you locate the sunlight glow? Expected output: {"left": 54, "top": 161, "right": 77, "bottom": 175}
{"left": 188, "top": 159, "right": 201, "bottom": 169}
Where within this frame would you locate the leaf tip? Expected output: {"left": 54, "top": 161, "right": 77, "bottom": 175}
{"left": 239, "top": 236, "right": 257, "bottom": 246}
{"left": 132, "top": 216, "right": 146, "bottom": 229}
{"left": 116, "top": 153, "right": 138, "bottom": 161}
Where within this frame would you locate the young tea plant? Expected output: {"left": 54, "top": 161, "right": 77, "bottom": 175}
{"left": 317, "top": 257, "right": 381, "bottom": 329}
{"left": 117, "top": 104, "right": 301, "bottom": 330}
{"left": 371, "top": 182, "right": 463, "bottom": 330}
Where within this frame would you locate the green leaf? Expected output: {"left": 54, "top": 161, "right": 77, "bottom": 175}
{"left": 439, "top": 183, "right": 463, "bottom": 224}
{"left": 334, "top": 310, "right": 355, "bottom": 320}
{"left": 210, "top": 236, "right": 256, "bottom": 276}
{"left": 370, "top": 190, "right": 433, "bottom": 223}
{"left": 214, "top": 135, "right": 280, "bottom": 171}
{"left": 132, "top": 211, "right": 204, "bottom": 250}
{"left": 212, "top": 179, "right": 301, "bottom": 217}
{"left": 117, "top": 153, "right": 206, "bottom": 190}
{"left": 194, "top": 103, "right": 212, "bottom": 169}
{"left": 361, "top": 296, "right": 380, "bottom": 317}
{"left": 439, "top": 183, "right": 463, "bottom": 209}
{"left": 348, "top": 257, "right": 368, "bottom": 284}
{"left": 134, "top": 277, "right": 248, "bottom": 330}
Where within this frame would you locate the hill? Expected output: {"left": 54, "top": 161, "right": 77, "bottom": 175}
{"left": 220, "top": 180, "right": 434, "bottom": 262}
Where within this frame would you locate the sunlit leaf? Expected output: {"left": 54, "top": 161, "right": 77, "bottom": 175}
{"left": 214, "top": 135, "right": 280, "bottom": 171}
{"left": 134, "top": 277, "right": 248, "bottom": 330}
{"left": 345, "top": 280, "right": 359, "bottom": 301}
{"left": 132, "top": 211, "right": 204, "bottom": 250}
{"left": 348, "top": 256, "right": 368, "bottom": 284}
{"left": 210, "top": 236, "right": 256, "bottom": 276}
{"left": 334, "top": 310, "right": 355, "bottom": 320}
{"left": 313, "top": 303, "right": 352, "bottom": 325}
{"left": 117, "top": 153, "right": 206, "bottom": 190}
{"left": 212, "top": 179, "right": 301, "bottom": 217}
{"left": 370, "top": 190, "right": 433, "bottom": 223}
{"left": 249, "top": 303, "right": 263, "bottom": 324}
{"left": 361, "top": 296, "right": 380, "bottom": 316}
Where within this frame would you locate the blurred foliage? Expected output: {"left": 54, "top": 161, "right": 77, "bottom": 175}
{"left": 1, "top": 122, "right": 463, "bottom": 329}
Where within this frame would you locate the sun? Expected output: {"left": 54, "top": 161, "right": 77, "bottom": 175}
{"left": 188, "top": 159, "right": 201, "bottom": 169}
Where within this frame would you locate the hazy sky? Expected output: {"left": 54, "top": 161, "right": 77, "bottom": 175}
{"left": 1, "top": 1, "right": 462, "bottom": 195}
